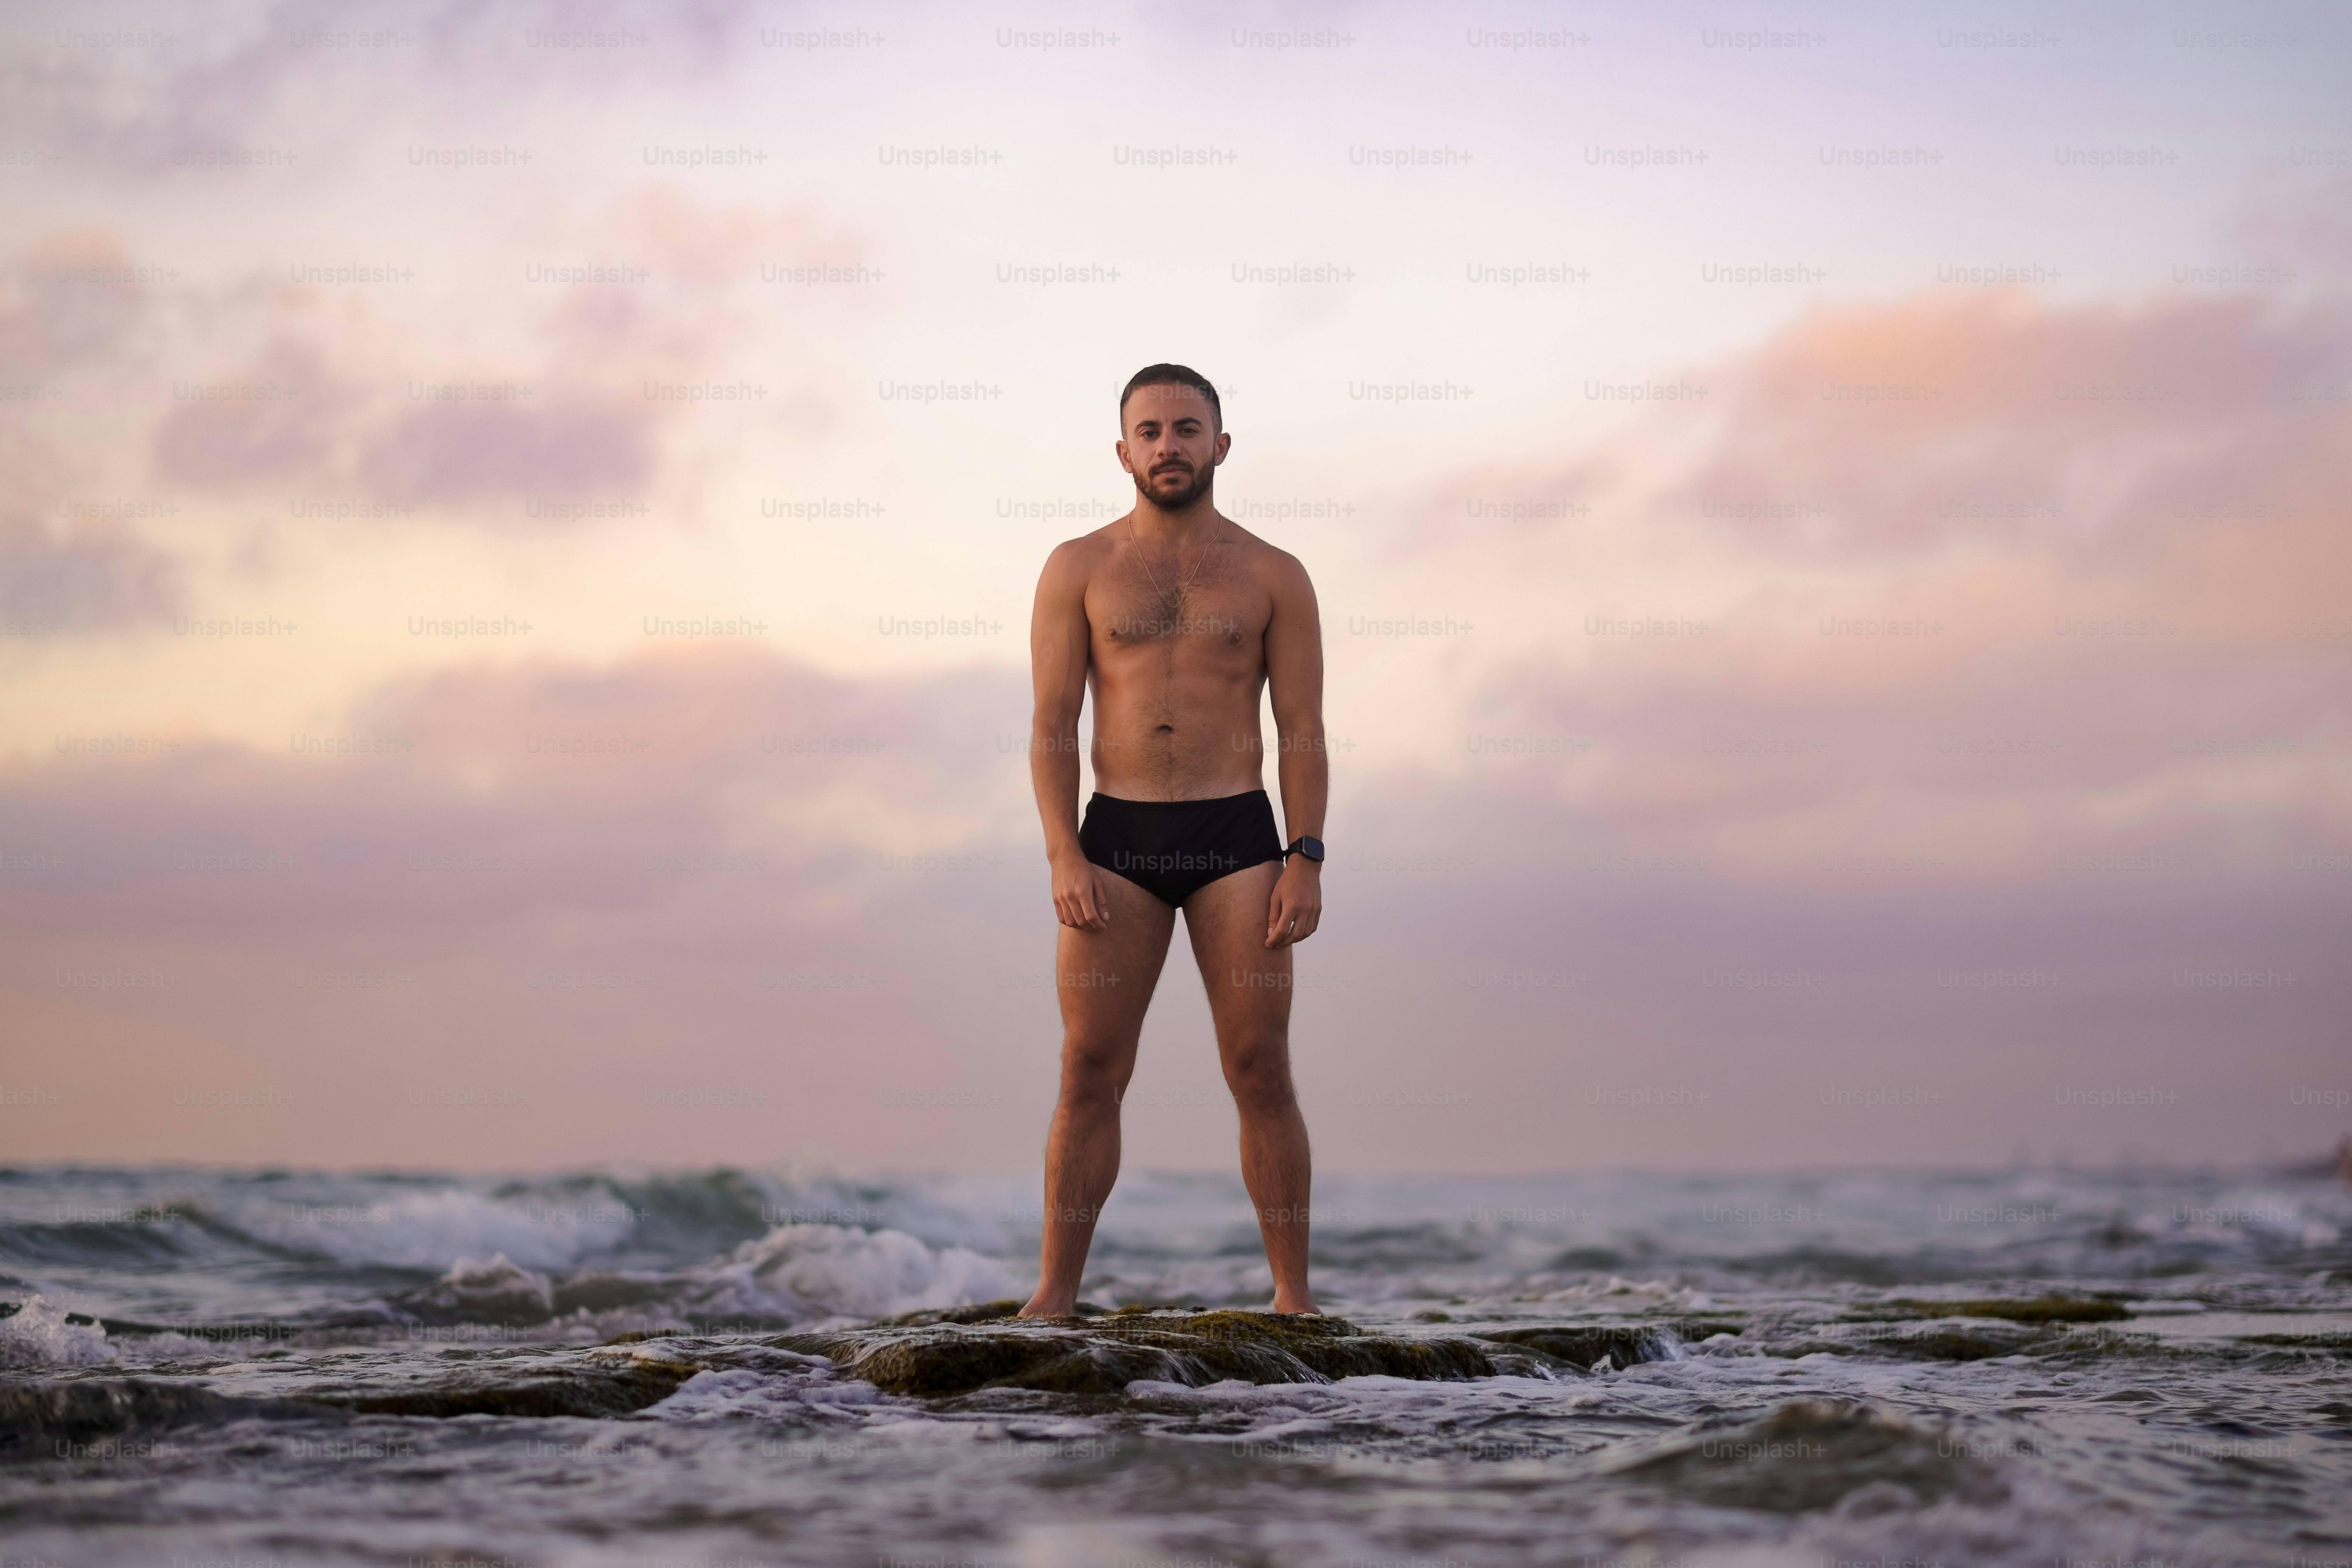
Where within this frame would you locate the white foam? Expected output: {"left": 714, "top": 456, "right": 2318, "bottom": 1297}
{"left": 0, "top": 1294, "right": 117, "bottom": 1368}
{"left": 236, "top": 1188, "right": 629, "bottom": 1272}
{"left": 645, "top": 1363, "right": 886, "bottom": 1422}
{"left": 678, "top": 1222, "right": 1019, "bottom": 1325}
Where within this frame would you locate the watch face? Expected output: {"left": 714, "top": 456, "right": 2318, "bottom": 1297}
{"left": 1301, "top": 836, "right": 1325, "bottom": 861}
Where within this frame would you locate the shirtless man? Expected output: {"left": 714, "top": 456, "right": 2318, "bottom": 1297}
{"left": 1017, "top": 363, "right": 1327, "bottom": 1319}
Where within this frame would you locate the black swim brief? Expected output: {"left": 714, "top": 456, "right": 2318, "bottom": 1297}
{"left": 1078, "top": 789, "right": 1285, "bottom": 907}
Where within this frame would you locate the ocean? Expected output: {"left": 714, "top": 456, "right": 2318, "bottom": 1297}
{"left": 2, "top": 1162, "right": 2347, "bottom": 1567}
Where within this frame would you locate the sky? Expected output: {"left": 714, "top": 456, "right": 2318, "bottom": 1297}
{"left": 1, "top": 0, "right": 2347, "bottom": 1173}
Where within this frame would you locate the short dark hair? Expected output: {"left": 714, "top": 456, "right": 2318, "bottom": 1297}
{"left": 1119, "top": 363, "right": 1221, "bottom": 429}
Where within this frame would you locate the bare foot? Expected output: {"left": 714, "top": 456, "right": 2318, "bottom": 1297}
{"left": 1270, "top": 1294, "right": 1320, "bottom": 1315}
{"left": 1016, "top": 1292, "right": 1074, "bottom": 1319}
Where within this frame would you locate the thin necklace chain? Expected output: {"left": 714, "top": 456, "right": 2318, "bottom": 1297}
{"left": 1130, "top": 515, "right": 1215, "bottom": 610}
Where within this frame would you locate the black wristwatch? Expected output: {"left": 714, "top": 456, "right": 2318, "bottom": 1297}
{"left": 1284, "top": 836, "right": 1325, "bottom": 863}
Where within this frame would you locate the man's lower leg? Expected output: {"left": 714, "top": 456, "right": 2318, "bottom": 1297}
{"left": 1238, "top": 1095, "right": 1316, "bottom": 1312}
{"left": 1021, "top": 1087, "right": 1121, "bottom": 1316}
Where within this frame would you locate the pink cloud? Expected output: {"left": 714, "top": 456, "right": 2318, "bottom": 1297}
{"left": 356, "top": 398, "right": 655, "bottom": 503}
{"left": 150, "top": 338, "right": 354, "bottom": 487}
{"left": 0, "top": 513, "right": 182, "bottom": 632}
{"left": 1655, "top": 288, "right": 2347, "bottom": 564}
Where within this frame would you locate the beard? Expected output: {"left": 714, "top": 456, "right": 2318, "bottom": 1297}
{"left": 1135, "top": 461, "right": 1213, "bottom": 512}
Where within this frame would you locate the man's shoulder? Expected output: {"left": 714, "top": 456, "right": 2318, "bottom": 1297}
{"left": 1225, "top": 522, "right": 1311, "bottom": 583}
{"left": 1041, "top": 524, "right": 1122, "bottom": 574}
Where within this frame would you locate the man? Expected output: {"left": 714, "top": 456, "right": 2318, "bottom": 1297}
{"left": 1018, "top": 363, "right": 1328, "bottom": 1318}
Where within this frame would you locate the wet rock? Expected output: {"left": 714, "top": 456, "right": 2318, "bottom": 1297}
{"left": 784, "top": 1310, "right": 1496, "bottom": 1398}
{"left": 1877, "top": 1296, "right": 2128, "bottom": 1324}
{"left": 302, "top": 1352, "right": 699, "bottom": 1419}
{"left": 1473, "top": 1324, "right": 1682, "bottom": 1370}
{"left": 90, "top": 1316, "right": 319, "bottom": 1344}
{"left": 0, "top": 1380, "right": 324, "bottom": 1455}
{"left": 877, "top": 1299, "right": 1022, "bottom": 1327}
{"left": 1095, "top": 1310, "right": 1493, "bottom": 1382}
{"left": 1108, "top": 1307, "right": 1356, "bottom": 1347}
{"left": 849, "top": 1328, "right": 1095, "bottom": 1395}
{"left": 552, "top": 1273, "right": 675, "bottom": 1315}
{"left": 874, "top": 1299, "right": 1114, "bottom": 1328}
{"left": 602, "top": 1327, "right": 695, "bottom": 1345}
{"left": 1842, "top": 1318, "right": 2058, "bottom": 1361}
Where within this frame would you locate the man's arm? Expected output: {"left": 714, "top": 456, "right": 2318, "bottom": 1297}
{"left": 1030, "top": 541, "right": 1110, "bottom": 929}
{"left": 1263, "top": 551, "right": 1326, "bottom": 949}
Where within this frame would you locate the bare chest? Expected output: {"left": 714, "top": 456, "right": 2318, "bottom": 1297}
{"left": 1088, "top": 552, "right": 1266, "bottom": 662}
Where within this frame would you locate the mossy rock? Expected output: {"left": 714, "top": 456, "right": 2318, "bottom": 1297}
{"left": 1881, "top": 1297, "right": 2129, "bottom": 1324}
{"left": 0, "top": 1380, "right": 320, "bottom": 1454}
{"left": 1006, "top": 1344, "right": 1208, "bottom": 1394}
{"left": 1846, "top": 1318, "right": 2058, "bottom": 1362}
{"left": 1094, "top": 1309, "right": 1359, "bottom": 1345}
{"left": 759, "top": 1330, "right": 878, "bottom": 1363}
{"left": 850, "top": 1328, "right": 1092, "bottom": 1395}
{"left": 553, "top": 1273, "right": 676, "bottom": 1315}
{"left": 316, "top": 1357, "right": 701, "bottom": 1419}
{"left": 603, "top": 1326, "right": 695, "bottom": 1345}
{"left": 1302, "top": 1334, "right": 1494, "bottom": 1382}
{"left": 828, "top": 1310, "right": 1494, "bottom": 1397}
{"left": 1089, "top": 1310, "right": 1492, "bottom": 1382}
{"left": 1473, "top": 1324, "right": 1680, "bottom": 1370}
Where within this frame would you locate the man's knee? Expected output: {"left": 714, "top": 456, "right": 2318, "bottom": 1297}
{"left": 1222, "top": 1032, "right": 1297, "bottom": 1113}
{"left": 1059, "top": 1037, "right": 1131, "bottom": 1105}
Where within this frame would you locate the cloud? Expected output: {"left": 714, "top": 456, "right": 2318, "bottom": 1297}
{"left": 2228, "top": 169, "right": 2352, "bottom": 279}
{"left": 1, "top": 626, "right": 2340, "bottom": 1172}
{"left": 0, "top": 513, "right": 183, "bottom": 633}
{"left": 2, "top": 180, "right": 859, "bottom": 520}
{"left": 1320, "top": 281, "right": 2352, "bottom": 928}
{"left": 5, "top": 645, "right": 1031, "bottom": 938}
{"left": 150, "top": 337, "right": 354, "bottom": 487}
{"left": 1655, "top": 288, "right": 2345, "bottom": 562}
{"left": 137, "top": 313, "right": 680, "bottom": 511}
{"left": 0, "top": 645, "right": 1052, "bottom": 1166}
{"left": 1, "top": 10, "right": 2341, "bottom": 1171}
{"left": 357, "top": 398, "right": 656, "bottom": 503}
{"left": 0, "top": 228, "right": 154, "bottom": 381}
{"left": 0, "top": 0, "right": 760, "bottom": 175}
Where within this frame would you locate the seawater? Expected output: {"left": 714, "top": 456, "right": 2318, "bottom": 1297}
{"left": 1, "top": 1163, "right": 2347, "bottom": 1566}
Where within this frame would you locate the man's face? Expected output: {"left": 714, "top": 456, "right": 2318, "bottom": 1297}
{"left": 1117, "top": 382, "right": 1229, "bottom": 510}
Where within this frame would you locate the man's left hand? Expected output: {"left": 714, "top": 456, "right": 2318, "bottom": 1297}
{"left": 1266, "top": 858, "right": 1322, "bottom": 948}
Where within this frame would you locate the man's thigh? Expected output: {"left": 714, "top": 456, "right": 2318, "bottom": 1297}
{"left": 1055, "top": 866, "right": 1179, "bottom": 1056}
{"left": 1178, "top": 861, "right": 1292, "bottom": 1046}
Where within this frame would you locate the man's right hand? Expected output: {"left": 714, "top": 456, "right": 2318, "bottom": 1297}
{"left": 1051, "top": 854, "right": 1112, "bottom": 931}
